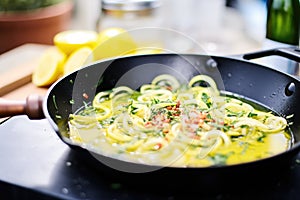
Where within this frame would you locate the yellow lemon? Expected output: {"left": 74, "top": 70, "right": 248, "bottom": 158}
{"left": 54, "top": 30, "right": 99, "bottom": 55}
{"left": 93, "top": 27, "right": 137, "bottom": 61}
{"left": 32, "top": 47, "right": 66, "bottom": 87}
{"left": 63, "top": 46, "right": 93, "bottom": 75}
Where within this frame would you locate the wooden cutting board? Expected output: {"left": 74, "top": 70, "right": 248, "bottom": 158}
{"left": 0, "top": 43, "right": 51, "bottom": 100}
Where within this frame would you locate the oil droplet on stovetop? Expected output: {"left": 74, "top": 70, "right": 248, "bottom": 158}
{"left": 62, "top": 187, "right": 69, "bottom": 194}
{"left": 227, "top": 73, "right": 232, "bottom": 78}
{"left": 66, "top": 161, "right": 72, "bottom": 167}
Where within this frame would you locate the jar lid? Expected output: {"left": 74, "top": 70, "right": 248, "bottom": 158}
{"left": 102, "top": 0, "right": 161, "bottom": 11}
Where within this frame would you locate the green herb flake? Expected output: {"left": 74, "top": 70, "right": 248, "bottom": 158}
{"left": 225, "top": 97, "right": 231, "bottom": 103}
{"left": 288, "top": 122, "right": 294, "bottom": 126}
{"left": 248, "top": 112, "right": 258, "bottom": 117}
{"left": 286, "top": 114, "right": 294, "bottom": 119}
{"left": 225, "top": 108, "right": 245, "bottom": 117}
{"left": 55, "top": 114, "right": 62, "bottom": 119}
{"left": 257, "top": 134, "right": 266, "bottom": 143}
{"left": 152, "top": 98, "right": 160, "bottom": 105}
{"left": 129, "top": 105, "right": 138, "bottom": 114}
{"left": 223, "top": 124, "right": 231, "bottom": 132}
{"left": 206, "top": 113, "right": 212, "bottom": 119}
{"left": 240, "top": 125, "right": 249, "bottom": 128}
{"left": 201, "top": 93, "right": 212, "bottom": 108}
{"left": 69, "top": 99, "right": 75, "bottom": 104}
{"left": 100, "top": 117, "right": 116, "bottom": 126}
{"left": 52, "top": 95, "right": 58, "bottom": 110}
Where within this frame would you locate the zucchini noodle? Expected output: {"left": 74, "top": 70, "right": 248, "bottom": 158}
{"left": 68, "top": 74, "right": 292, "bottom": 167}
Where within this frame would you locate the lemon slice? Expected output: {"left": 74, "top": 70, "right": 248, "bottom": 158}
{"left": 54, "top": 30, "right": 99, "bottom": 55}
{"left": 93, "top": 27, "right": 137, "bottom": 60}
{"left": 32, "top": 47, "right": 66, "bottom": 87}
{"left": 128, "top": 47, "right": 164, "bottom": 55}
{"left": 63, "top": 46, "right": 93, "bottom": 75}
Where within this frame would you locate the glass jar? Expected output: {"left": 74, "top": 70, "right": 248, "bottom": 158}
{"left": 96, "top": 0, "right": 202, "bottom": 54}
{"left": 97, "top": 0, "right": 163, "bottom": 32}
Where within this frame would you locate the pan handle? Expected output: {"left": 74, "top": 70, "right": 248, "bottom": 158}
{"left": 242, "top": 47, "right": 300, "bottom": 63}
{"left": 0, "top": 95, "right": 44, "bottom": 119}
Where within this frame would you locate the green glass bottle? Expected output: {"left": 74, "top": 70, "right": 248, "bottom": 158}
{"left": 266, "top": 0, "right": 300, "bottom": 45}
{"left": 261, "top": 0, "right": 299, "bottom": 74}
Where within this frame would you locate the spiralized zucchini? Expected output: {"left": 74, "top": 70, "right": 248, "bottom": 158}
{"left": 68, "top": 74, "right": 291, "bottom": 167}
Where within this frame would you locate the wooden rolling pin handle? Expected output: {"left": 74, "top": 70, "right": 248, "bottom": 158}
{"left": 0, "top": 95, "right": 44, "bottom": 119}
{"left": 25, "top": 95, "right": 45, "bottom": 119}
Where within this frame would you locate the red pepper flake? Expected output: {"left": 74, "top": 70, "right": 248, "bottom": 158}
{"left": 173, "top": 112, "right": 180, "bottom": 116}
{"left": 167, "top": 106, "right": 173, "bottom": 110}
{"left": 192, "top": 135, "right": 201, "bottom": 140}
{"left": 154, "top": 143, "right": 162, "bottom": 150}
{"left": 199, "top": 112, "right": 207, "bottom": 119}
{"left": 163, "top": 118, "right": 171, "bottom": 123}
{"left": 83, "top": 93, "right": 89, "bottom": 99}
{"left": 144, "top": 121, "right": 153, "bottom": 128}
{"left": 163, "top": 129, "right": 169, "bottom": 134}
{"left": 166, "top": 86, "right": 173, "bottom": 91}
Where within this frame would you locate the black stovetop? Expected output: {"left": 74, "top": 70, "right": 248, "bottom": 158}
{"left": 1, "top": 116, "right": 300, "bottom": 200}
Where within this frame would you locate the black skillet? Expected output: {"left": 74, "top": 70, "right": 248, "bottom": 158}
{"left": 1, "top": 47, "right": 300, "bottom": 190}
